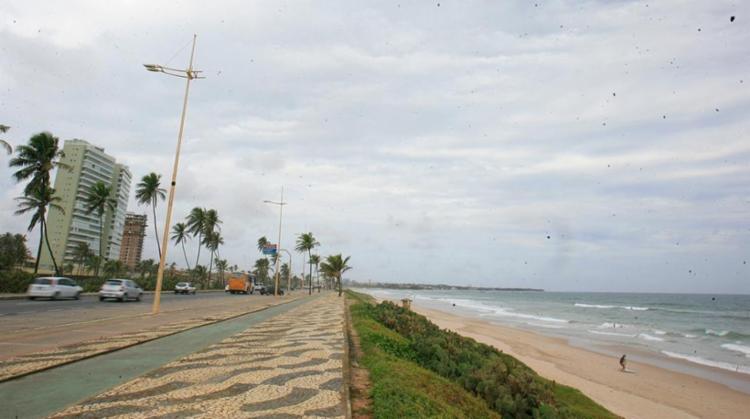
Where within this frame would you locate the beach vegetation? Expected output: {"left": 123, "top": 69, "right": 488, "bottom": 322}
{"left": 347, "top": 291, "right": 618, "bottom": 419}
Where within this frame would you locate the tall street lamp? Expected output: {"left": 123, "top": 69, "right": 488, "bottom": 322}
{"left": 263, "top": 186, "right": 286, "bottom": 297}
{"left": 144, "top": 34, "right": 204, "bottom": 314}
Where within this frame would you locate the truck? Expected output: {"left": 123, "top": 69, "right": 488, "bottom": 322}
{"left": 227, "top": 273, "right": 253, "bottom": 294}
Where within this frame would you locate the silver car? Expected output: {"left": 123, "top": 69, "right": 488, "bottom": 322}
{"left": 99, "top": 279, "right": 143, "bottom": 302}
{"left": 27, "top": 277, "right": 83, "bottom": 300}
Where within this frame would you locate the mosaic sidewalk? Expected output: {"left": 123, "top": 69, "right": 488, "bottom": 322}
{"left": 51, "top": 293, "right": 346, "bottom": 418}
{"left": 0, "top": 299, "right": 291, "bottom": 382}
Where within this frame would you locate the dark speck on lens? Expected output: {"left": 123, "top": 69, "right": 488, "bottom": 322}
{"left": 715, "top": 108, "right": 719, "bottom": 112}
{"left": 730, "top": 16, "right": 735, "bottom": 22}
{"left": 546, "top": 235, "right": 551, "bottom": 239}
{"left": 698, "top": 28, "right": 701, "bottom": 31}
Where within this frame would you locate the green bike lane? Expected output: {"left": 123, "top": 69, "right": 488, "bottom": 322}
{"left": 0, "top": 294, "right": 319, "bottom": 419}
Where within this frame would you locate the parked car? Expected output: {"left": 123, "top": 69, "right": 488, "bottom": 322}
{"left": 260, "top": 285, "right": 284, "bottom": 296}
{"left": 27, "top": 277, "right": 83, "bottom": 300}
{"left": 99, "top": 279, "right": 143, "bottom": 302}
{"left": 175, "top": 282, "right": 196, "bottom": 294}
{"left": 253, "top": 283, "right": 266, "bottom": 295}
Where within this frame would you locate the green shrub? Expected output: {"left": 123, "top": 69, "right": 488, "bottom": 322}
{"left": 350, "top": 292, "right": 617, "bottom": 419}
{"left": 0, "top": 270, "right": 35, "bottom": 293}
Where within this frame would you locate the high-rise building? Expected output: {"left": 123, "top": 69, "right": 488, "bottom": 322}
{"left": 39, "top": 139, "right": 131, "bottom": 271}
{"left": 118, "top": 213, "right": 147, "bottom": 270}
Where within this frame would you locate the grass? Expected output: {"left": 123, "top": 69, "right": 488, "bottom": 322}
{"left": 347, "top": 290, "right": 619, "bottom": 419}
{"left": 348, "top": 292, "right": 500, "bottom": 418}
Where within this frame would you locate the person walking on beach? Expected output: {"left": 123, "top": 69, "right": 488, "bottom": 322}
{"left": 619, "top": 354, "right": 627, "bottom": 371}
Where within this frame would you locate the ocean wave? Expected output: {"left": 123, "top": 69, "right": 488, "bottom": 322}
{"left": 638, "top": 333, "right": 665, "bottom": 342}
{"left": 705, "top": 329, "right": 730, "bottom": 337}
{"left": 588, "top": 330, "right": 637, "bottom": 338}
{"left": 443, "top": 298, "right": 569, "bottom": 324}
{"left": 574, "top": 303, "right": 615, "bottom": 309}
{"left": 661, "top": 351, "right": 750, "bottom": 375}
{"left": 721, "top": 343, "right": 750, "bottom": 357}
{"left": 574, "top": 303, "right": 648, "bottom": 311}
{"left": 652, "top": 330, "right": 667, "bottom": 335}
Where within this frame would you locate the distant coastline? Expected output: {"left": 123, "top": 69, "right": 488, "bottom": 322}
{"left": 346, "top": 281, "right": 543, "bottom": 292}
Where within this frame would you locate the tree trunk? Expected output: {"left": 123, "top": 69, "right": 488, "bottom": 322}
{"left": 337, "top": 275, "right": 342, "bottom": 297}
{"left": 308, "top": 251, "right": 312, "bottom": 295}
{"left": 207, "top": 250, "right": 214, "bottom": 288}
{"left": 42, "top": 217, "right": 59, "bottom": 276}
{"left": 97, "top": 213, "right": 104, "bottom": 277}
{"left": 34, "top": 221, "right": 43, "bottom": 274}
{"left": 181, "top": 242, "right": 191, "bottom": 271}
{"left": 195, "top": 232, "right": 202, "bottom": 267}
{"left": 152, "top": 201, "right": 161, "bottom": 260}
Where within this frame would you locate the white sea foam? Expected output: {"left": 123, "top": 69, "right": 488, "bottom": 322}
{"left": 706, "top": 329, "right": 730, "bottom": 337}
{"left": 442, "top": 298, "right": 569, "bottom": 324}
{"left": 683, "top": 334, "right": 697, "bottom": 338}
{"left": 653, "top": 330, "right": 667, "bottom": 335}
{"left": 574, "top": 303, "right": 648, "bottom": 311}
{"left": 638, "top": 333, "right": 665, "bottom": 342}
{"left": 526, "top": 322, "right": 565, "bottom": 329}
{"left": 721, "top": 343, "right": 750, "bottom": 357}
{"left": 661, "top": 351, "right": 750, "bottom": 375}
{"left": 574, "top": 303, "right": 615, "bottom": 309}
{"left": 588, "top": 330, "right": 637, "bottom": 338}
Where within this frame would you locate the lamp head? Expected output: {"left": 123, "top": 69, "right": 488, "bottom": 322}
{"left": 143, "top": 64, "right": 162, "bottom": 72}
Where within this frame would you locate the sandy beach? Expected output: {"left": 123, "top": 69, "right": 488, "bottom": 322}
{"left": 410, "top": 304, "right": 750, "bottom": 419}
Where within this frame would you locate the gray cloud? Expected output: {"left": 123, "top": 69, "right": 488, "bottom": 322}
{"left": 1, "top": 1, "right": 748, "bottom": 293}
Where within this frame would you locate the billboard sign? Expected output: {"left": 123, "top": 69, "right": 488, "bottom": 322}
{"left": 262, "top": 244, "right": 278, "bottom": 255}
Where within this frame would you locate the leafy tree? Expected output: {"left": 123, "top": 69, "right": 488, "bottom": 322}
{"left": 63, "top": 262, "right": 76, "bottom": 275}
{"left": 186, "top": 207, "right": 207, "bottom": 266}
{"left": 9, "top": 131, "right": 67, "bottom": 196}
{"left": 72, "top": 242, "right": 92, "bottom": 275}
{"left": 192, "top": 264, "right": 207, "bottom": 287}
{"left": 171, "top": 222, "right": 191, "bottom": 270}
{"left": 0, "top": 233, "right": 29, "bottom": 270}
{"left": 295, "top": 232, "right": 320, "bottom": 295}
{"left": 135, "top": 173, "right": 166, "bottom": 259}
{"left": 253, "top": 258, "right": 270, "bottom": 285}
{"left": 85, "top": 255, "right": 102, "bottom": 275}
{"left": 84, "top": 181, "right": 116, "bottom": 276}
{"left": 102, "top": 260, "right": 125, "bottom": 278}
{"left": 15, "top": 185, "right": 63, "bottom": 274}
{"left": 1, "top": 124, "right": 12, "bottom": 155}
{"left": 320, "top": 254, "right": 351, "bottom": 297}
{"left": 137, "top": 259, "right": 157, "bottom": 280}
{"left": 280, "top": 262, "right": 290, "bottom": 285}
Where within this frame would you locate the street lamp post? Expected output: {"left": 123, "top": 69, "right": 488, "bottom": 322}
{"left": 263, "top": 186, "right": 286, "bottom": 297}
{"left": 144, "top": 34, "right": 204, "bottom": 315}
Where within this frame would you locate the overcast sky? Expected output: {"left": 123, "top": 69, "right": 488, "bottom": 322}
{"left": 1, "top": 1, "right": 748, "bottom": 293}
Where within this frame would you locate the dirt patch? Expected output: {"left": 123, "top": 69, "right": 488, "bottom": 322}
{"left": 345, "top": 297, "right": 373, "bottom": 419}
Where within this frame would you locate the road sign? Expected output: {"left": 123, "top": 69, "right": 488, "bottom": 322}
{"left": 262, "top": 244, "right": 277, "bottom": 255}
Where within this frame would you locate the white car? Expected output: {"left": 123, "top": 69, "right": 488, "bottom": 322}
{"left": 99, "top": 279, "right": 143, "bottom": 302}
{"left": 27, "top": 277, "right": 83, "bottom": 300}
{"left": 174, "top": 282, "right": 196, "bottom": 294}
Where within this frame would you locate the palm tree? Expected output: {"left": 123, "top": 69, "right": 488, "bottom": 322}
{"left": 203, "top": 209, "right": 221, "bottom": 236}
{"left": 253, "top": 258, "right": 270, "bottom": 285}
{"left": 135, "top": 173, "right": 166, "bottom": 259}
{"left": 84, "top": 181, "right": 116, "bottom": 276}
{"left": 1, "top": 124, "right": 12, "bottom": 155}
{"left": 320, "top": 254, "right": 352, "bottom": 297}
{"left": 72, "top": 242, "right": 92, "bottom": 275}
{"left": 204, "top": 231, "right": 223, "bottom": 285}
{"left": 103, "top": 260, "right": 124, "bottom": 278}
{"left": 9, "top": 131, "right": 67, "bottom": 196}
{"left": 280, "top": 263, "right": 290, "bottom": 286}
{"left": 257, "top": 236, "right": 269, "bottom": 253}
{"left": 186, "top": 207, "right": 207, "bottom": 266}
{"left": 171, "top": 222, "right": 191, "bottom": 270}
{"left": 309, "top": 254, "right": 321, "bottom": 293}
{"left": 14, "top": 185, "right": 63, "bottom": 274}
{"left": 295, "top": 232, "right": 320, "bottom": 295}
{"left": 215, "top": 259, "right": 228, "bottom": 285}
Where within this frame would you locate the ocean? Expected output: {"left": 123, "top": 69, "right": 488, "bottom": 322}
{"left": 358, "top": 288, "right": 750, "bottom": 390}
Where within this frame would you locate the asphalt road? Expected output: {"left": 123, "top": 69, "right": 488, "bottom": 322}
{"left": 0, "top": 291, "right": 263, "bottom": 316}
